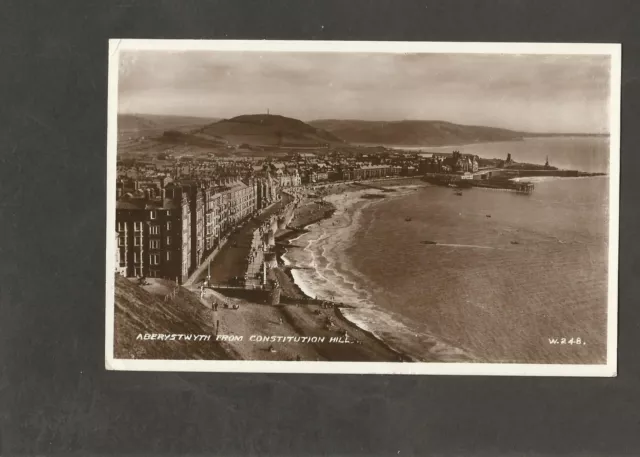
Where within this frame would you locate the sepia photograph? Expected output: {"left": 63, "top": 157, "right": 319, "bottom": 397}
{"left": 105, "top": 40, "right": 620, "bottom": 376}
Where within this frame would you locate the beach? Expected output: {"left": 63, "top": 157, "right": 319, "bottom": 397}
{"left": 278, "top": 179, "right": 475, "bottom": 363}
{"left": 191, "top": 271, "right": 404, "bottom": 362}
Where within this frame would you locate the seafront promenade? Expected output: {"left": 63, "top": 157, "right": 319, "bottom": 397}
{"left": 191, "top": 200, "right": 284, "bottom": 286}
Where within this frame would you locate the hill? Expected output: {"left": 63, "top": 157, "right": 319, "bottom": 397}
{"left": 192, "top": 114, "right": 346, "bottom": 147}
{"left": 309, "top": 119, "right": 531, "bottom": 146}
{"left": 113, "top": 275, "right": 228, "bottom": 360}
{"left": 118, "top": 114, "right": 219, "bottom": 133}
{"left": 118, "top": 114, "right": 225, "bottom": 156}
{"left": 118, "top": 114, "right": 159, "bottom": 132}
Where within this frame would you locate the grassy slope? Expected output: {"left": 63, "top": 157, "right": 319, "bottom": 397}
{"left": 309, "top": 119, "right": 529, "bottom": 146}
{"left": 193, "top": 114, "right": 346, "bottom": 147}
{"left": 113, "top": 275, "right": 227, "bottom": 360}
{"left": 118, "top": 114, "right": 218, "bottom": 132}
{"left": 117, "top": 114, "right": 345, "bottom": 156}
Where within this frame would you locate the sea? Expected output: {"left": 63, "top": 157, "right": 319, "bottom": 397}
{"left": 283, "top": 137, "right": 612, "bottom": 364}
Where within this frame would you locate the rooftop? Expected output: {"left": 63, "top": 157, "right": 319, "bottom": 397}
{"left": 116, "top": 197, "right": 181, "bottom": 210}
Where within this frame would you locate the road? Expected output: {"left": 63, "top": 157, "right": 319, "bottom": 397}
{"left": 195, "top": 200, "right": 285, "bottom": 285}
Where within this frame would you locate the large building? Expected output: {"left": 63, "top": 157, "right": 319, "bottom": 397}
{"left": 423, "top": 151, "right": 479, "bottom": 174}
{"left": 338, "top": 165, "right": 399, "bottom": 181}
{"left": 116, "top": 186, "right": 192, "bottom": 282}
{"left": 115, "top": 175, "right": 273, "bottom": 283}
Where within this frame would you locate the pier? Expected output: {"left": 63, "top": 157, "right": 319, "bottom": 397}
{"left": 423, "top": 172, "right": 535, "bottom": 194}
{"left": 470, "top": 180, "right": 535, "bottom": 194}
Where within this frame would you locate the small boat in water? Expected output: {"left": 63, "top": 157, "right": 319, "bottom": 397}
{"left": 510, "top": 241, "right": 520, "bottom": 245}
{"left": 486, "top": 214, "right": 492, "bottom": 218}
{"left": 455, "top": 191, "right": 463, "bottom": 196}
{"left": 421, "top": 240, "right": 437, "bottom": 245}
{"left": 405, "top": 217, "right": 412, "bottom": 222}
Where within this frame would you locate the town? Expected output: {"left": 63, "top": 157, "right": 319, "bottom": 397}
{"left": 115, "top": 145, "right": 586, "bottom": 285}
{"left": 116, "top": 147, "right": 426, "bottom": 285}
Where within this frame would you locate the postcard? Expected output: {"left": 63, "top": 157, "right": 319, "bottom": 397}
{"left": 106, "top": 39, "right": 620, "bottom": 376}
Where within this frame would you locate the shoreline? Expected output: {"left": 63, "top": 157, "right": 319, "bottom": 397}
{"left": 273, "top": 180, "right": 428, "bottom": 362}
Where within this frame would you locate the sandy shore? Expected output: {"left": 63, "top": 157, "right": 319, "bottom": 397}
{"left": 188, "top": 282, "right": 404, "bottom": 362}
{"left": 267, "top": 179, "right": 430, "bottom": 362}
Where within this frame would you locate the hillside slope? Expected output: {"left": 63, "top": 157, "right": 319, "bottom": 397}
{"left": 118, "top": 114, "right": 218, "bottom": 132}
{"left": 192, "top": 114, "right": 346, "bottom": 147}
{"left": 309, "top": 119, "right": 529, "bottom": 146}
{"left": 113, "top": 275, "right": 227, "bottom": 360}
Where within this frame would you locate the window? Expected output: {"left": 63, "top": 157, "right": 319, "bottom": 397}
{"left": 133, "top": 252, "right": 139, "bottom": 263}
{"left": 149, "top": 270, "right": 158, "bottom": 278}
{"left": 134, "top": 268, "right": 141, "bottom": 277}
{"left": 118, "top": 237, "right": 125, "bottom": 247}
{"left": 117, "top": 222, "right": 125, "bottom": 231}
{"left": 150, "top": 210, "right": 157, "bottom": 220}
{"left": 166, "top": 210, "right": 172, "bottom": 216}
{"left": 134, "top": 237, "right": 141, "bottom": 246}
{"left": 166, "top": 221, "right": 172, "bottom": 230}
{"left": 166, "top": 236, "right": 171, "bottom": 245}
{"left": 150, "top": 240, "right": 160, "bottom": 249}
{"left": 134, "top": 222, "right": 142, "bottom": 232}
{"left": 149, "top": 225, "right": 159, "bottom": 235}
{"left": 166, "top": 251, "right": 172, "bottom": 261}
{"left": 150, "top": 254, "right": 160, "bottom": 265}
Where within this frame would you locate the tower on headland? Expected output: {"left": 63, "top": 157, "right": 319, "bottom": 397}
{"left": 545, "top": 155, "right": 550, "bottom": 168}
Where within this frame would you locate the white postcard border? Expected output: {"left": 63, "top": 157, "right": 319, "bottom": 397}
{"left": 105, "top": 39, "right": 620, "bottom": 377}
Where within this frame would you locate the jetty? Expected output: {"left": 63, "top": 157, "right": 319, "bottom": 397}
{"left": 470, "top": 179, "right": 535, "bottom": 194}
{"left": 423, "top": 171, "right": 535, "bottom": 194}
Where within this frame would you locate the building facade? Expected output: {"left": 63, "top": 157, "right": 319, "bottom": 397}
{"left": 116, "top": 174, "right": 277, "bottom": 284}
{"left": 116, "top": 187, "right": 191, "bottom": 283}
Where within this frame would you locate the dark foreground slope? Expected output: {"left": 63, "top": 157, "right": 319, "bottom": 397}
{"left": 113, "top": 275, "right": 227, "bottom": 360}
{"left": 310, "top": 119, "right": 529, "bottom": 146}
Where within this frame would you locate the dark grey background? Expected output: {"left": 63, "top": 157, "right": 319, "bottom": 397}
{"left": 1, "top": 1, "right": 639, "bottom": 455}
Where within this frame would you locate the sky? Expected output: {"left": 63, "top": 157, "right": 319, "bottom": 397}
{"left": 118, "top": 50, "right": 612, "bottom": 134}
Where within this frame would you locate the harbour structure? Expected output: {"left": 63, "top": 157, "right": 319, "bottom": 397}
{"left": 469, "top": 178, "right": 535, "bottom": 194}
{"left": 423, "top": 169, "right": 535, "bottom": 194}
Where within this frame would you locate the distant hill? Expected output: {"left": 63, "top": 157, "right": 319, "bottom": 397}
{"left": 309, "top": 119, "right": 534, "bottom": 146}
{"left": 118, "top": 114, "right": 224, "bottom": 155}
{"left": 118, "top": 114, "right": 219, "bottom": 136}
{"left": 118, "top": 114, "right": 159, "bottom": 132}
{"left": 192, "top": 114, "right": 346, "bottom": 147}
